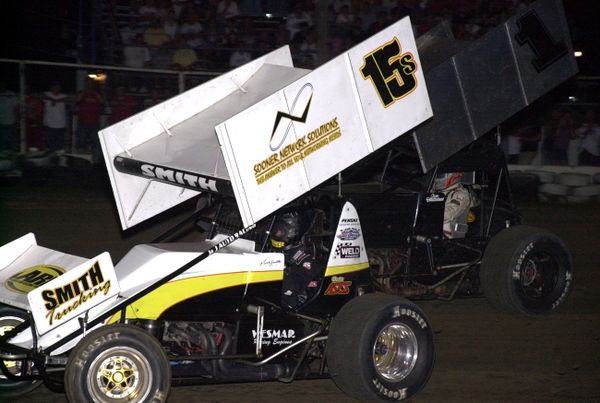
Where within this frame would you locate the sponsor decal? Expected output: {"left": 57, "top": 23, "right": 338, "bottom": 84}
{"left": 360, "top": 37, "right": 418, "bottom": 108}
{"left": 4, "top": 265, "right": 65, "bottom": 294}
{"left": 307, "top": 280, "right": 318, "bottom": 288}
{"left": 426, "top": 193, "right": 444, "bottom": 203}
{"left": 207, "top": 224, "right": 257, "bottom": 256}
{"left": 334, "top": 242, "right": 361, "bottom": 259}
{"left": 270, "top": 83, "right": 313, "bottom": 151}
{"left": 254, "top": 117, "right": 342, "bottom": 185}
{"left": 139, "top": 163, "right": 218, "bottom": 192}
{"left": 337, "top": 227, "right": 361, "bottom": 241}
{"left": 324, "top": 280, "right": 352, "bottom": 296}
{"left": 303, "top": 261, "right": 312, "bottom": 270}
{"left": 41, "top": 261, "right": 111, "bottom": 326}
{"left": 340, "top": 218, "right": 358, "bottom": 224}
{"left": 260, "top": 258, "right": 282, "bottom": 267}
{"left": 252, "top": 329, "right": 296, "bottom": 346}
{"left": 253, "top": 84, "right": 344, "bottom": 185}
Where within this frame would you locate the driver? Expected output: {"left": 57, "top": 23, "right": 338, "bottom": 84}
{"left": 270, "top": 212, "right": 324, "bottom": 311}
{"left": 433, "top": 172, "right": 476, "bottom": 238}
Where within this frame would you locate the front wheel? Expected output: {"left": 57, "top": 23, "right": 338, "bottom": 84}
{"left": 326, "top": 294, "right": 435, "bottom": 401}
{"left": 480, "top": 225, "right": 572, "bottom": 315}
{"left": 0, "top": 307, "right": 42, "bottom": 399}
{"left": 64, "top": 324, "right": 170, "bottom": 403}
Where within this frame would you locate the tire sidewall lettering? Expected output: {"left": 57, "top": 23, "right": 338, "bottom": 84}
{"left": 371, "top": 377, "right": 407, "bottom": 400}
{"left": 512, "top": 241, "right": 534, "bottom": 280}
{"left": 75, "top": 331, "right": 121, "bottom": 369}
{"left": 392, "top": 305, "right": 428, "bottom": 329}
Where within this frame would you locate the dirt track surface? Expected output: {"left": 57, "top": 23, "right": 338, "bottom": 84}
{"left": 1, "top": 170, "right": 599, "bottom": 402}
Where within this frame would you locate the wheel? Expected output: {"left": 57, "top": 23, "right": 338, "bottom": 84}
{"left": 64, "top": 324, "right": 170, "bottom": 403}
{"left": 0, "top": 307, "right": 42, "bottom": 398}
{"left": 480, "top": 225, "right": 572, "bottom": 315}
{"left": 326, "top": 294, "right": 434, "bottom": 401}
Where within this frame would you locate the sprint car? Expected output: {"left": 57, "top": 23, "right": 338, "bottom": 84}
{"left": 1, "top": 13, "right": 435, "bottom": 403}
{"left": 0, "top": 0, "right": 577, "bottom": 401}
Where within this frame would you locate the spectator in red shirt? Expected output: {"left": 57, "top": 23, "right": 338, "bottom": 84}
{"left": 26, "top": 92, "right": 44, "bottom": 150}
{"left": 76, "top": 79, "right": 104, "bottom": 161}
{"left": 110, "top": 85, "right": 137, "bottom": 124}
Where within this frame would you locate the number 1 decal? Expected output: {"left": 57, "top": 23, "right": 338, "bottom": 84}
{"left": 360, "top": 37, "right": 418, "bottom": 108}
{"left": 515, "top": 11, "right": 568, "bottom": 72}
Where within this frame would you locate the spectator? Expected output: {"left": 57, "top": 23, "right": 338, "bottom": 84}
{"left": 163, "top": 10, "right": 180, "bottom": 40}
{"left": 179, "top": 11, "right": 204, "bottom": 47}
{"left": 334, "top": 5, "right": 355, "bottom": 36}
{"left": 137, "top": 0, "right": 163, "bottom": 22}
{"left": 144, "top": 17, "right": 171, "bottom": 47}
{"left": 286, "top": 2, "right": 313, "bottom": 41}
{"left": 0, "top": 80, "right": 18, "bottom": 152}
{"left": 217, "top": 0, "right": 240, "bottom": 19}
{"left": 299, "top": 28, "right": 317, "bottom": 66}
{"left": 550, "top": 109, "right": 575, "bottom": 165}
{"left": 172, "top": 47, "right": 199, "bottom": 69}
{"left": 171, "top": 0, "right": 189, "bottom": 18}
{"left": 367, "top": 10, "right": 390, "bottom": 36}
{"left": 229, "top": 38, "right": 252, "bottom": 67}
{"left": 577, "top": 109, "right": 600, "bottom": 166}
{"left": 110, "top": 85, "right": 137, "bottom": 124}
{"left": 503, "top": 130, "right": 520, "bottom": 164}
{"left": 43, "top": 81, "right": 69, "bottom": 153}
{"left": 518, "top": 124, "right": 541, "bottom": 165}
{"left": 144, "top": 17, "right": 172, "bottom": 67}
{"left": 121, "top": 20, "right": 151, "bottom": 68}
{"left": 362, "top": 0, "right": 388, "bottom": 32}
{"left": 26, "top": 91, "right": 44, "bottom": 150}
{"left": 76, "top": 80, "right": 104, "bottom": 161}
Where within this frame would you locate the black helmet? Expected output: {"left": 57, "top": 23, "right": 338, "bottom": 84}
{"left": 270, "top": 212, "right": 303, "bottom": 249}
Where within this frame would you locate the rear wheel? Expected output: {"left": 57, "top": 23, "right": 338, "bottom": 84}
{"left": 326, "top": 294, "right": 434, "bottom": 401}
{"left": 480, "top": 225, "right": 572, "bottom": 315}
{"left": 64, "top": 324, "right": 170, "bottom": 403}
{"left": 0, "top": 307, "right": 42, "bottom": 399}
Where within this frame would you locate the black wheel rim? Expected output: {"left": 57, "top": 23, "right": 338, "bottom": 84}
{"left": 516, "top": 249, "right": 561, "bottom": 311}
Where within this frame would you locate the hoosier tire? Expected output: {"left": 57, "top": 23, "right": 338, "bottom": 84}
{"left": 0, "top": 307, "right": 42, "bottom": 399}
{"left": 64, "top": 324, "right": 170, "bottom": 403}
{"left": 480, "top": 225, "right": 572, "bottom": 316}
{"left": 326, "top": 294, "right": 434, "bottom": 401}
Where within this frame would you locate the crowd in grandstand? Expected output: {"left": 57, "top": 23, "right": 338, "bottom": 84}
{"left": 2, "top": 0, "right": 598, "bottom": 167}
{"left": 114, "top": 0, "right": 535, "bottom": 71}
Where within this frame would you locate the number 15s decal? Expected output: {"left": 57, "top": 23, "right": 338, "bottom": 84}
{"left": 360, "top": 37, "right": 418, "bottom": 108}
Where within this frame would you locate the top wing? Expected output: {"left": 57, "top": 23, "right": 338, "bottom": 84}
{"left": 100, "top": 16, "right": 432, "bottom": 229}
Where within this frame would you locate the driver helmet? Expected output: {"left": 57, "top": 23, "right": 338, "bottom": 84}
{"left": 270, "top": 212, "right": 303, "bottom": 249}
{"left": 433, "top": 172, "right": 463, "bottom": 191}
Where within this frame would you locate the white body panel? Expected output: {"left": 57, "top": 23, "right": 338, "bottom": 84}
{"left": 0, "top": 234, "right": 284, "bottom": 352}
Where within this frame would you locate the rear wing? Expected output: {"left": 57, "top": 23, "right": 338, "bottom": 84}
{"left": 100, "top": 16, "right": 432, "bottom": 229}
{"left": 411, "top": 0, "right": 577, "bottom": 171}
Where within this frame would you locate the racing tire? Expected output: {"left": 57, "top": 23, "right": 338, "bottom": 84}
{"left": 557, "top": 172, "right": 590, "bottom": 187}
{"left": 64, "top": 324, "right": 171, "bottom": 403}
{"left": 326, "top": 294, "right": 434, "bottom": 401}
{"left": 0, "top": 307, "right": 42, "bottom": 398}
{"left": 525, "top": 169, "right": 555, "bottom": 184}
{"left": 480, "top": 225, "right": 572, "bottom": 316}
